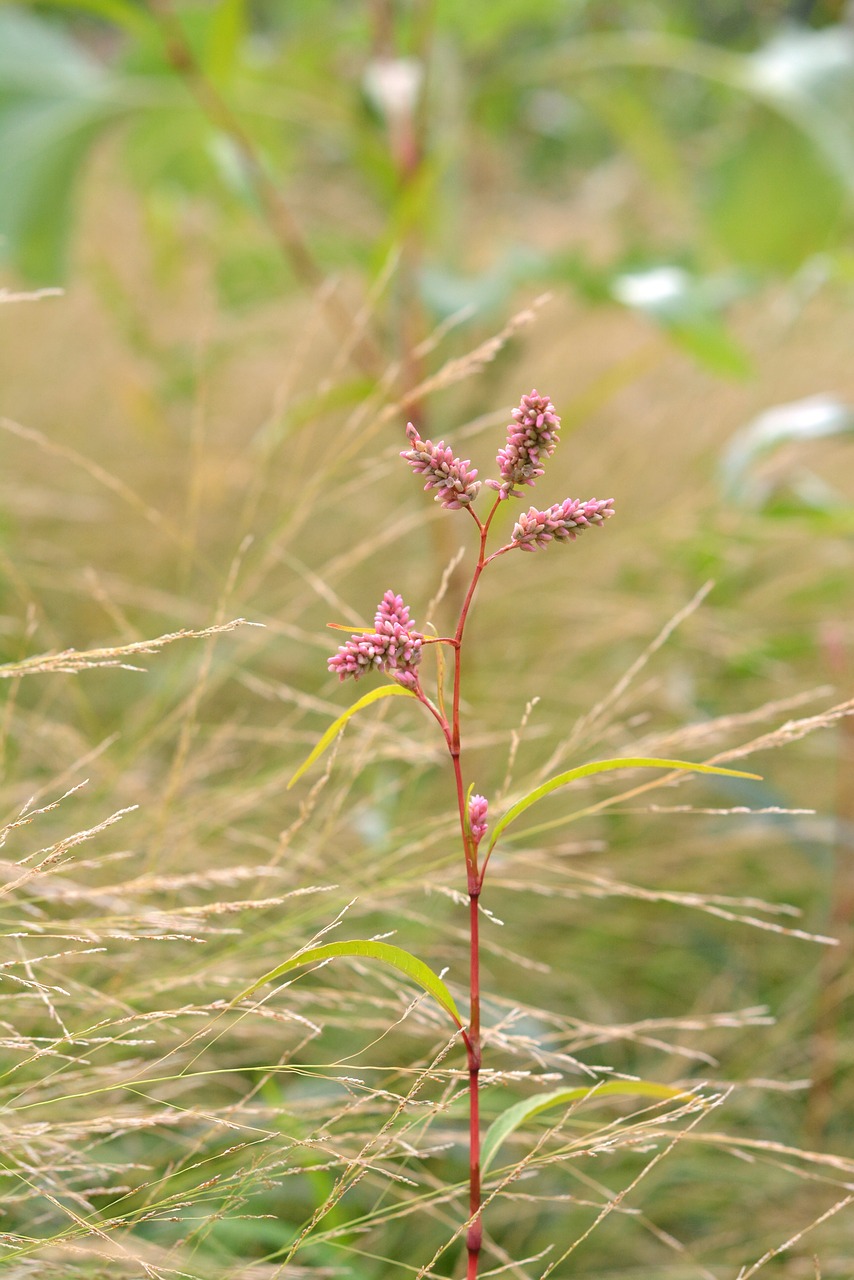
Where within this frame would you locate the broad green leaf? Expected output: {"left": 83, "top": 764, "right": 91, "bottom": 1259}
{"left": 487, "top": 757, "right": 761, "bottom": 854}
{"left": 0, "top": 101, "right": 116, "bottom": 282}
{"left": 0, "top": 6, "right": 107, "bottom": 91}
{"left": 287, "top": 683, "right": 417, "bottom": 789}
{"left": 0, "top": 9, "right": 125, "bottom": 281}
{"left": 705, "top": 111, "right": 848, "bottom": 273}
{"left": 482, "top": 1081, "right": 697, "bottom": 1174}
{"left": 240, "top": 940, "right": 463, "bottom": 1029}
{"left": 743, "top": 26, "right": 854, "bottom": 196}
{"left": 541, "top": 29, "right": 854, "bottom": 197}
{"left": 538, "top": 30, "right": 854, "bottom": 277}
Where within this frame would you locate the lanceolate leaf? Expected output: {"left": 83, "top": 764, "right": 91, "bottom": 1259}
{"left": 287, "top": 684, "right": 417, "bottom": 789}
{"left": 481, "top": 1081, "right": 697, "bottom": 1174}
{"left": 239, "top": 940, "right": 463, "bottom": 1029}
{"left": 487, "top": 757, "right": 761, "bottom": 853}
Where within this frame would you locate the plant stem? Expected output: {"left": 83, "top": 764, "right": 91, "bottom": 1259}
{"left": 415, "top": 497, "right": 503, "bottom": 1276}
{"left": 466, "top": 876, "right": 483, "bottom": 1277}
{"left": 444, "top": 496, "right": 500, "bottom": 1278}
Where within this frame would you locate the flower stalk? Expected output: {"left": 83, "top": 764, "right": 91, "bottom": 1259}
{"left": 326, "top": 391, "right": 614, "bottom": 1275}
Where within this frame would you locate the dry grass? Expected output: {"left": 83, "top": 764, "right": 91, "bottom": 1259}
{"left": 1, "top": 179, "right": 854, "bottom": 1280}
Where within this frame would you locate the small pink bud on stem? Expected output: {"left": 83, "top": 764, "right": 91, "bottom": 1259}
{"left": 468, "top": 794, "right": 488, "bottom": 846}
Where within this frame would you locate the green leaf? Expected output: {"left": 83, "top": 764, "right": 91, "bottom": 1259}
{"left": 576, "top": 76, "right": 686, "bottom": 201}
{"left": 215, "top": 242, "right": 291, "bottom": 311}
{"left": 287, "top": 683, "right": 418, "bottom": 789}
{"left": 0, "top": 9, "right": 125, "bottom": 281}
{"left": 742, "top": 26, "right": 854, "bottom": 197}
{"left": 665, "top": 316, "right": 752, "bottom": 379}
{"left": 705, "top": 111, "right": 848, "bottom": 273}
{"left": 720, "top": 394, "right": 854, "bottom": 507}
{"left": 239, "top": 940, "right": 463, "bottom": 1029}
{"left": 482, "top": 1081, "right": 697, "bottom": 1174}
{"left": 13, "top": 0, "right": 155, "bottom": 38}
{"left": 204, "top": 0, "right": 247, "bottom": 84}
{"left": 611, "top": 266, "right": 751, "bottom": 379}
{"left": 0, "top": 6, "right": 107, "bottom": 90}
{"left": 487, "top": 757, "right": 762, "bottom": 854}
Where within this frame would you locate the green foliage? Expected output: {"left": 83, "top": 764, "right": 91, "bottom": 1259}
{"left": 2, "top": 3, "right": 854, "bottom": 1277}
{"left": 240, "top": 939, "right": 464, "bottom": 1029}
{"left": 706, "top": 111, "right": 848, "bottom": 271}
{"left": 287, "top": 683, "right": 419, "bottom": 789}
{"left": 487, "top": 756, "right": 761, "bottom": 853}
{"left": 481, "top": 1081, "right": 698, "bottom": 1175}
{"left": 611, "top": 264, "right": 752, "bottom": 376}
{"left": 721, "top": 394, "right": 854, "bottom": 509}
{"left": 0, "top": 8, "right": 125, "bottom": 280}
{"left": 3, "top": 0, "right": 854, "bottom": 367}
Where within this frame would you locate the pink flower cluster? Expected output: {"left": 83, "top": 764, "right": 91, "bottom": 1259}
{"left": 328, "top": 591, "right": 423, "bottom": 686}
{"left": 486, "top": 390, "right": 561, "bottom": 500}
{"left": 400, "top": 423, "right": 482, "bottom": 509}
{"left": 512, "top": 497, "right": 615, "bottom": 552}
{"left": 468, "top": 794, "right": 489, "bottom": 845}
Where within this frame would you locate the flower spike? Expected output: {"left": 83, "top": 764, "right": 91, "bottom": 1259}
{"left": 328, "top": 590, "right": 424, "bottom": 685}
{"left": 512, "top": 497, "right": 615, "bottom": 551}
{"left": 486, "top": 390, "right": 561, "bottom": 500}
{"left": 401, "top": 423, "right": 481, "bottom": 509}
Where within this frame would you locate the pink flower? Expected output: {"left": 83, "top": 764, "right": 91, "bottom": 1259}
{"left": 401, "top": 423, "right": 481, "bottom": 509}
{"left": 486, "top": 390, "right": 561, "bottom": 500}
{"left": 512, "top": 497, "right": 615, "bottom": 551}
{"left": 328, "top": 590, "right": 424, "bottom": 684}
{"left": 468, "top": 794, "right": 488, "bottom": 845}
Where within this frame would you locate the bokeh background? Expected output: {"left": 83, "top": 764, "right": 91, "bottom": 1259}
{"left": 2, "top": 2, "right": 854, "bottom": 1277}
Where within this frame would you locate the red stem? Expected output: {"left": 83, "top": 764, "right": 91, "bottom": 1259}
{"left": 444, "top": 497, "right": 500, "bottom": 1277}
{"left": 465, "top": 871, "right": 483, "bottom": 1274}
{"left": 414, "top": 497, "right": 504, "bottom": 1274}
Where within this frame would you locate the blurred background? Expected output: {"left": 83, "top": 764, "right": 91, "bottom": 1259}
{"left": 2, "top": 1, "right": 854, "bottom": 1277}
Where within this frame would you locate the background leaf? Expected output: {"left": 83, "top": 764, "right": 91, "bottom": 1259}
{"left": 0, "top": 8, "right": 126, "bottom": 281}
{"left": 721, "top": 394, "right": 854, "bottom": 508}
{"left": 611, "top": 265, "right": 751, "bottom": 377}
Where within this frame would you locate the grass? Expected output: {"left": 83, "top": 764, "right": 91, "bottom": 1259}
{"left": 1, "top": 158, "right": 854, "bottom": 1278}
